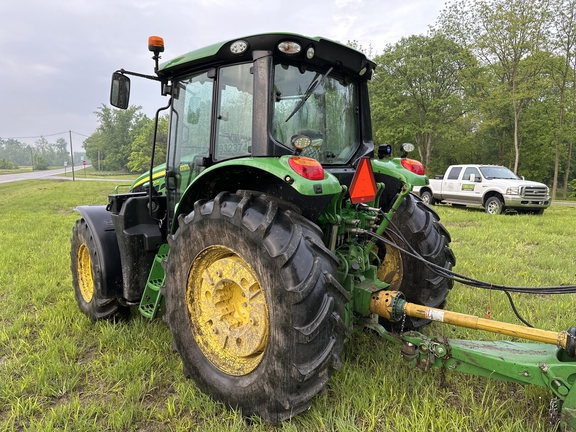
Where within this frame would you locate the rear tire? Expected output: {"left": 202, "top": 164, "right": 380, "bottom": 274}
{"left": 162, "top": 191, "right": 349, "bottom": 423}
{"left": 420, "top": 190, "right": 435, "bottom": 205}
{"left": 70, "top": 219, "right": 129, "bottom": 323}
{"left": 377, "top": 194, "right": 456, "bottom": 329}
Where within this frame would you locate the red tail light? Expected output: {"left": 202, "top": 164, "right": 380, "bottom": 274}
{"left": 401, "top": 158, "right": 425, "bottom": 175}
{"left": 288, "top": 157, "right": 324, "bottom": 180}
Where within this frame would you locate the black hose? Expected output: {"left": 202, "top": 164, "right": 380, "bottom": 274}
{"left": 364, "top": 215, "right": 575, "bottom": 327}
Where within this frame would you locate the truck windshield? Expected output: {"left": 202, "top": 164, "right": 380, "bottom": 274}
{"left": 272, "top": 64, "right": 360, "bottom": 164}
{"left": 479, "top": 166, "right": 519, "bottom": 180}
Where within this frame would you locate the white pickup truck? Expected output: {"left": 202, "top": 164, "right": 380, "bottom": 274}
{"left": 413, "top": 164, "right": 551, "bottom": 214}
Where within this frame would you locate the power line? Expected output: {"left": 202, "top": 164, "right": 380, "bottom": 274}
{"left": 1, "top": 131, "right": 90, "bottom": 140}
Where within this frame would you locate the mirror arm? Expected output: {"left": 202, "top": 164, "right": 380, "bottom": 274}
{"left": 116, "top": 68, "right": 163, "bottom": 83}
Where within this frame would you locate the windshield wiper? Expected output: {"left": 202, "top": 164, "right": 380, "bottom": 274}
{"left": 285, "top": 67, "right": 333, "bottom": 122}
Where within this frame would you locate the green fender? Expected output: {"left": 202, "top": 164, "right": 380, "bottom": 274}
{"left": 173, "top": 155, "right": 343, "bottom": 224}
{"left": 371, "top": 158, "right": 429, "bottom": 187}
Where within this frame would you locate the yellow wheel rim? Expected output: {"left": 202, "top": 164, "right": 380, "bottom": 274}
{"left": 187, "top": 246, "right": 269, "bottom": 376}
{"left": 77, "top": 243, "right": 94, "bottom": 303}
{"left": 376, "top": 234, "right": 404, "bottom": 291}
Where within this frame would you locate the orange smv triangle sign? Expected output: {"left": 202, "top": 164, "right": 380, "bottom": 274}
{"left": 349, "top": 157, "right": 377, "bottom": 204}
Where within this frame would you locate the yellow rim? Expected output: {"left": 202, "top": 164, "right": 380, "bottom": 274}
{"left": 77, "top": 243, "right": 94, "bottom": 303}
{"left": 376, "top": 235, "right": 404, "bottom": 291}
{"left": 187, "top": 246, "right": 269, "bottom": 376}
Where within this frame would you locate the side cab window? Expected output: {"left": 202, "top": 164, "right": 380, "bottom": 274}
{"left": 167, "top": 71, "right": 214, "bottom": 202}
{"left": 214, "top": 63, "right": 253, "bottom": 161}
{"left": 447, "top": 166, "right": 462, "bottom": 180}
{"left": 463, "top": 167, "right": 481, "bottom": 182}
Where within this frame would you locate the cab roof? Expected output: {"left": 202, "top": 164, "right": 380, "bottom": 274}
{"left": 158, "top": 32, "right": 375, "bottom": 80}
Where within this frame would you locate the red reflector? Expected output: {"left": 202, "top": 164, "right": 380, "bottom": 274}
{"left": 349, "top": 158, "right": 377, "bottom": 204}
{"left": 401, "top": 158, "right": 425, "bottom": 175}
{"left": 288, "top": 157, "right": 324, "bottom": 180}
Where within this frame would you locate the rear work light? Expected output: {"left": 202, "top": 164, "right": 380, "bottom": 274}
{"left": 288, "top": 157, "right": 324, "bottom": 180}
{"left": 401, "top": 158, "right": 425, "bottom": 175}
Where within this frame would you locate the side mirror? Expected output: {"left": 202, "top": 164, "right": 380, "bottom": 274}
{"left": 468, "top": 174, "right": 475, "bottom": 182}
{"left": 110, "top": 72, "right": 131, "bottom": 109}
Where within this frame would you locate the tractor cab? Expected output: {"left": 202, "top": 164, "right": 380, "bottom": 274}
{"left": 112, "top": 33, "right": 378, "bottom": 225}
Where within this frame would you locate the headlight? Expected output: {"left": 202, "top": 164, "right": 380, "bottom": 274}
{"left": 506, "top": 187, "right": 520, "bottom": 195}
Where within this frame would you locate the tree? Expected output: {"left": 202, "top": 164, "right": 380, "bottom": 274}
{"left": 0, "top": 138, "right": 32, "bottom": 166}
{"left": 0, "top": 158, "right": 18, "bottom": 169}
{"left": 83, "top": 105, "right": 149, "bottom": 171}
{"left": 550, "top": 0, "right": 576, "bottom": 198}
{"left": 127, "top": 115, "right": 169, "bottom": 173}
{"left": 33, "top": 154, "right": 49, "bottom": 170}
{"left": 369, "top": 33, "right": 474, "bottom": 168}
{"left": 437, "top": 0, "right": 550, "bottom": 174}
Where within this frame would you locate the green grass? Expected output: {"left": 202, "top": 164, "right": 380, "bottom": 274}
{"left": 1, "top": 181, "right": 575, "bottom": 431}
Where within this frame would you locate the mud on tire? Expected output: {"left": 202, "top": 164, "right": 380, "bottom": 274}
{"left": 70, "top": 219, "right": 129, "bottom": 323}
{"left": 162, "top": 191, "right": 350, "bottom": 423}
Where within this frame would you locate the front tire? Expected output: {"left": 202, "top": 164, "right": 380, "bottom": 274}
{"left": 377, "top": 194, "right": 456, "bottom": 329}
{"left": 485, "top": 196, "right": 504, "bottom": 214}
{"left": 70, "top": 219, "right": 129, "bottom": 323}
{"left": 162, "top": 191, "right": 349, "bottom": 423}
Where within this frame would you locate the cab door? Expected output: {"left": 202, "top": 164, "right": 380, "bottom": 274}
{"left": 458, "top": 166, "right": 482, "bottom": 204}
{"left": 441, "top": 166, "right": 462, "bottom": 201}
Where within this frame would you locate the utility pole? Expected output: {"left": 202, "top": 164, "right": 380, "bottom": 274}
{"left": 69, "top": 130, "right": 76, "bottom": 181}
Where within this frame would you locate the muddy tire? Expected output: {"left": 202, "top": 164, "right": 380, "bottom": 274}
{"left": 162, "top": 191, "right": 349, "bottom": 423}
{"left": 377, "top": 193, "right": 456, "bottom": 329}
{"left": 70, "top": 219, "right": 129, "bottom": 323}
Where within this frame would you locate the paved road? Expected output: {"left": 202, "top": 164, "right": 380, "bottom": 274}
{"left": 0, "top": 166, "right": 132, "bottom": 184}
{"left": 0, "top": 167, "right": 72, "bottom": 184}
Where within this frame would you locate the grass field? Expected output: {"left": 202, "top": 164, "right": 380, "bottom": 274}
{"left": 1, "top": 179, "right": 575, "bottom": 431}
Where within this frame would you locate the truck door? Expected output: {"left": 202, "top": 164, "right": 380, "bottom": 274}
{"left": 442, "top": 166, "right": 462, "bottom": 201}
{"left": 458, "top": 166, "right": 482, "bottom": 204}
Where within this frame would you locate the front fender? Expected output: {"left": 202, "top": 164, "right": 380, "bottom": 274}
{"left": 74, "top": 205, "right": 123, "bottom": 298}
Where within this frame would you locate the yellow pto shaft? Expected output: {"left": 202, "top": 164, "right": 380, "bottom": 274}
{"left": 370, "top": 290, "right": 570, "bottom": 351}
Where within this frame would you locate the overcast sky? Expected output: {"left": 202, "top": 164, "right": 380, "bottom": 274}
{"left": 1, "top": 0, "right": 446, "bottom": 152}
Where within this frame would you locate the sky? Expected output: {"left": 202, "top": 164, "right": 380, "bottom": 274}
{"left": 0, "top": 0, "right": 446, "bottom": 153}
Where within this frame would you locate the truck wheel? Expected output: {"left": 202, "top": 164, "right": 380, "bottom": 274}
{"left": 70, "top": 219, "right": 129, "bottom": 323}
{"left": 377, "top": 193, "right": 456, "bottom": 329}
{"left": 420, "top": 190, "right": 435, "bottom": 205}
{"left": 485, "top": 196, "right": 504, "bottom": 214}
{"left": 162, "top": 191, "right": 348, "bottom": 423}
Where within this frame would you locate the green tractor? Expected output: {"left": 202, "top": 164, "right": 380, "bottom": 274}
{"left": 71, "top": 33, "right": 576, "bottom": 428}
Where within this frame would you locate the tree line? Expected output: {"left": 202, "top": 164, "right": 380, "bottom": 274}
{"left": 74, "top": 0, "right": 576, "bottom": 199}
{"left": 0, "top": 137, "right": 85, "bottom": 170}
{"left": 369, "top": 0, "right": 576, "bottom": 199}
{"left": 82, "top": 105, "right": 168, "bottom": 173}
